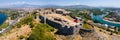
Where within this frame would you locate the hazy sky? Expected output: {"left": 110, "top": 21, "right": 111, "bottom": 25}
{"left": 0, "top": 0, "right": 120, "bottom": 7}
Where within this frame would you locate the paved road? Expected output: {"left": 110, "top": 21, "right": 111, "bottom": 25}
{"left": 0, "top": 13, "right": 30, "bottom": 34}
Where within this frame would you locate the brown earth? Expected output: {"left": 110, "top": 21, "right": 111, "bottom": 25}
{"left": 0, "top": 25, "right": 32, "bottom": 40}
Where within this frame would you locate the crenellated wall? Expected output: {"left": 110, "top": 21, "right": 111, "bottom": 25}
{"left": 40, "top": 16, "right": 74, "bottom": 35}
{"left": 40, "top": 16, "right": 94, "bottom": 35}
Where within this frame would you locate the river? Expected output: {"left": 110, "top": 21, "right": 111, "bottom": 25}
{"left": 0, "top": 13, "right": 8, "bottom": 26}
{"left": 90, "top": 13, "right": 120, "bottom": 27}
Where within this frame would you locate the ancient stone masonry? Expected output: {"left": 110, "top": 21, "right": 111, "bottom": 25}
{"left": 38, "top": 8, "right": 94, "bottom": 35}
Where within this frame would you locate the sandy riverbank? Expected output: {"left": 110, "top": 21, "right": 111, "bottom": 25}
{"left": 103, "top": 19, "right": 120, "bottom": 24}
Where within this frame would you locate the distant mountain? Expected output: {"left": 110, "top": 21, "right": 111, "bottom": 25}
{"left": 0, "top": 4, "right": 119, "bottom": 9}
{"left": 0, "top": 4, "right": 94, "bottom": 8}
{"left": 39, "top": 5, "right": 62, "bottom": 8}
{"left": 4, "top": 4, "right": 41, "bottom": 8}
{"left": 63, "top": 5, "right": 94, "bottom": 9}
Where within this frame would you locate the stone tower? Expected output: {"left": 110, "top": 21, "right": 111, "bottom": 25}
{"left": 35, "top": 13, "right": 40, "bottom": 23}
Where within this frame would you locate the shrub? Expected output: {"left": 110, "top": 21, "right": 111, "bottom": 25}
{"left": 28, "top": 24, "right": 56, "bottom": 40}
{"left": 99, "top": 29, "right": 102, "bottom": 32}
{"left": 19, "top": 35, "right": 24, "bottom": 39}
{"left": 110, "top": 32, "right": 113, "bottom": 35}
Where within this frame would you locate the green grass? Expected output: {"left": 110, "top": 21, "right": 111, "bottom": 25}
{"left": 83, "top": 23, "right": 92, "bottom": 29}
{"left": 14, "top": 13, "right": 34, "bottom": 28}
{"left": 0, "top": 22, "right": 9, "bottom": 30}
{"left": 17, "top": 13, "right": 56, "bottom": 40}
{"left": 28, "top": 23, "right": 56, "bottom": 40}
{"left": 69, "top": 9, "right": 92, "bottom": 21}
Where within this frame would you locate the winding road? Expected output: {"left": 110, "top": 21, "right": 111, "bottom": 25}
{"left": 0, "top": 13, "right": 30, "bottom": 34}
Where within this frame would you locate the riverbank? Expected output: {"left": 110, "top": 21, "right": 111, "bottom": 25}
{"left": 91, "top": 13, "right": 120, "bottom": 27}
{"left": 0, "top": 22, "right": 9, "bottom": 30}
{"left": 103, "top": 19, "right": 120, "bottom": 24}
{"left": 0, "top": 13, "right": 8, "bottom": 25}
{"left": 0, "top": 13, "right": 8, "bottom": 30}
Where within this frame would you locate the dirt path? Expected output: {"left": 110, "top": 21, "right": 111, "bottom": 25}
{"left": 94, "top": 26, "right": 120, "bottom": 40}
{"left": 0, "top": 25, "right": 32, "bottom": 40}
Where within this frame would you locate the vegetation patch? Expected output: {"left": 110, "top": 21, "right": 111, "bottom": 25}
{"left": 15, "top": 14, "right": 34, "bottom": 28}
{"left": 83, "top": 23, "right": 93, "bottom": 29}
{"left": 90, "top": 9, "right": 105, "bottom": 15}
{"left": 0, "top": 22, "right": 9, "bottom": 30}
{"left": 28, "top": 23, "right": 56, "bottom": 40}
